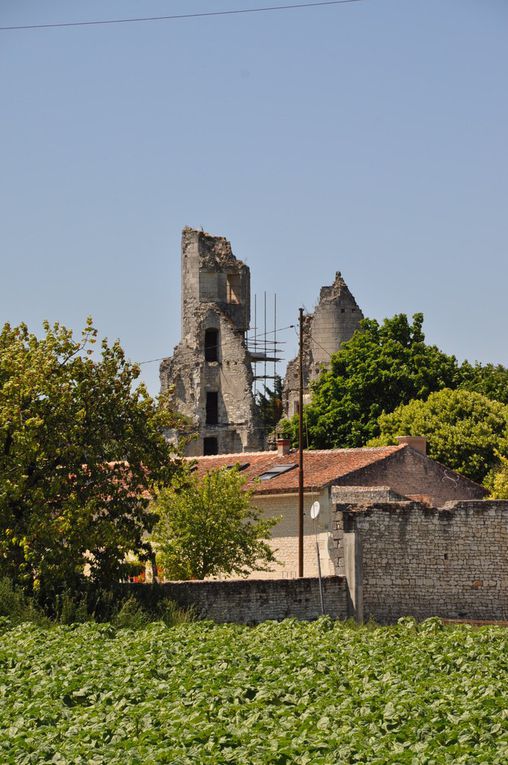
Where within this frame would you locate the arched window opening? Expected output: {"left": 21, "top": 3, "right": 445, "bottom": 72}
{"left": 204, "top": 328, "right": 219, "bottom": 362}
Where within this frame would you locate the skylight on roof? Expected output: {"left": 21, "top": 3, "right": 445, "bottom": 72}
{"left": 259, "top": 463, "right": 297, "bottom": 481}
{"left": 225, "top": 462, "right": 250, "bottom": 472}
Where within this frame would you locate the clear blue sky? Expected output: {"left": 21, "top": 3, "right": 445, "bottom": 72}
{"left": 1, "top": 0, "right": 507, "bottom": 395}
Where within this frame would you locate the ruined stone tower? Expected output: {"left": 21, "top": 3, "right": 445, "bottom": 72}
{"left": 160, "top": 228, "right": 262, "bottom": 456}
{"left": 282, "top": 272, "right": 363, "bottom": 417}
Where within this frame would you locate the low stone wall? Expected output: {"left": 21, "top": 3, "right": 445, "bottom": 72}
{"left": 124, "top": 576, "right": 348, "bottom": 624}
{"left": 337, "top": 500, "right": 508, "bottom": 624}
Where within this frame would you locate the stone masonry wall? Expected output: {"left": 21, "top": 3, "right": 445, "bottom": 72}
{"left": 282, "top": 272, "right": 363, "bottom": 417}
{"left": 336, "top": 500, "right": 508, "bottom": 624}
{"left": 251, "top": 489, "right": 337, "bottom": 580}
{"left": 124, "top": 576, "right": 348, "bottom": 624}
{"left": 160, "top": 228, "right": 262, "bottom": 455}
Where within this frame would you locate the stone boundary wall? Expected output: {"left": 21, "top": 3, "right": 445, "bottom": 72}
{"left": 337, "top": 500, "right": 508, "bottom": 624}
{"left": 123, "top": 576, "right": 348, "bottom": 624}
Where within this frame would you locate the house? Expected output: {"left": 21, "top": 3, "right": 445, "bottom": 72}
{"left": 191, "top": 436, "right": 486, "bottom": 580}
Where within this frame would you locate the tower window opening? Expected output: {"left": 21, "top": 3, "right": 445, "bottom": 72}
{"left": 204, "top": 328, "right": 219, "bottom": 362}
{"left": 226, "top": 273, "right": 241, "bottom": 304}
{"left": 206, "top": 392, "right": 219, "bottom": 425}
{"left": 203, "top": 437, "right": 218, "bottom": 455}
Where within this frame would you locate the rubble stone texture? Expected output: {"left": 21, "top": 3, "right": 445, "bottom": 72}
{"left": 125, "top": 576, "right": 348, "bottom": 624}
{"left": 334, "top": 499, "right": 508, "bottom": 623}
{"left": 160, "top": 228, "right": 262, "bottom": 456}
{"left": 282, "top": 271, "right": 364, "bottom": 418}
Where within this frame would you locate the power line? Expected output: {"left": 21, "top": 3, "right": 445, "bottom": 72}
{"left": 138, "top": 357, "right": 166, "bottom": 365}
{"left": 138, "top": 323, "right": 294, "bottom": 364}
{"left": 308, "top": 332, "right": 333, "bottom": 361}
{"left": 0, "top": 1, "right": 365, "bottom": 32}
{"left": 292, "top": 322, "right": 334, "bottom": 362}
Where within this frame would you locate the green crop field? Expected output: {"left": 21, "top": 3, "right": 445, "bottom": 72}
{"left": 1, "top": 617, "right": 508, "bottom": 764}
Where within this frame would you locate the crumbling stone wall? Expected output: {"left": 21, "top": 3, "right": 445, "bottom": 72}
{"left": 160, "top": 228, "right": 262, "bottom": 456}
{"left": 334, "top": 500, "right": 508, "bottom": 624}
{"left": 282, "top": 272, "right": 363, "bottom": 417}
{"left": 124, "top": 576, "right": 348, "bottom": 624}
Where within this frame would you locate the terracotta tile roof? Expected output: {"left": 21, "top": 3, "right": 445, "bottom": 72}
{"left": 189, "top": 445, "right": 406, "bottom": 495}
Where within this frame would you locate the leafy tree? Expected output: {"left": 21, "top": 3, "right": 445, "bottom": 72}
{"left": 256, "top": 376, "right": 283, "bottom": 439}
{"left": 370, "top": 388, "right": 508, "bottom": 484}
{"left": 484, "top": 454, "right": 508, "bottom": 499}
{"left": 0, "top": 318, "right": 182, "bottom": 602}
{"left": 458, "top": 362, "right": 508, "bottom": 404}
{"left": 152, "top": 466, "right": 278, "bottom": 580}
{"left": 281, "top": 313, "right": 461, "bottom": 448}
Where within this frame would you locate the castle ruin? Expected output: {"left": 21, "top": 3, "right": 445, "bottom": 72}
{"left": 161, "top": 228, "right": 364, "bottom": 455}
{"left": 282, "top": 271, "right": 363, "bottom": 417}
{"left": 160, "top": 228, "right": 263, "bottom": 456}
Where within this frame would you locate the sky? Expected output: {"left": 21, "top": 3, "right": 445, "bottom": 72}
{"left": 1, "top": 0, "right": 507, "bottom": 395}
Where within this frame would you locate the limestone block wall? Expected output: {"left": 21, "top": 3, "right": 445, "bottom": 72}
{"left": 180, "top": 227, "right": 250, "bottom": 340}
{"left": 282, "top": 272, "right": 363, "bottom": 417}
{"left": 310, "top": 275, "right": 363, "bottom": 366}
{"left": 336, "top": 500, "right": 508, "bottom": 624}
{"left": 251, "top": 488, "right": 337, "bottom": 580}
{"left": 124, "top": 576, "right": 348, "bottom": 624}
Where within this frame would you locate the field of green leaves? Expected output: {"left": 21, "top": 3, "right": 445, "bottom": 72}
{"left": 1, "top": 617, "right": 508, "bottom": 764}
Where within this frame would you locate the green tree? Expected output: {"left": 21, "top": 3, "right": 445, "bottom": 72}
{"left": 256, "top": 376, "right": 283, "bottom": 437}
{"left": 281, "top": 313, "right": 460, "bottom": 449}
{"left": 152, "top": 466, "right": 278, "bottom": 580}
{"left": 484, "top": 454, "right": 508, "bottom": 499}
{"left": 370, "top": 388, "right": 508, "bottom": 484}
{"left": 458, "top": 361, "right": 508, "bottom": 404}
{"left": 0, "top": 318, "right": 182, "bottom": 601}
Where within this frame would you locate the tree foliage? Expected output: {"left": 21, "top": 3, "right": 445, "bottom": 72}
{"left": 0, "top": 319, "right": 182, "bottom": 601}
{"left": 280, "top": 313, "right": 460, "bottom": 448}
{"left": 152, "top": 466, "right": 278, "bottom": 580}
{"left": 256, "top": 376, "right": 283, "bottom": 440}
{"left": 484, "top": 454, "right": 508, "bottom": 499}
{"left": 458, "top": 362, "right": 508, "bottom": 404}
{"left": 370, "top": 388, "right": 508, "bottom": 484}
{"left": 279, "top": 313, "right": 508, "bottom": 451}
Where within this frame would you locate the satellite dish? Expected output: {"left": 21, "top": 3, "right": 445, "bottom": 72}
{"left": 310, "top": 501, "right": 320, "bottom": 520}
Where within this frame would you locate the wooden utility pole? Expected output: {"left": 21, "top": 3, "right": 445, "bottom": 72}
{"left": 298, "top": 307, "right": 304, "bottom": 577}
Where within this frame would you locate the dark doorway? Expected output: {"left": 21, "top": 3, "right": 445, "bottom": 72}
{"left": 203, "top": 437, "right": 218, "bottom": 455}
{"left": 206, "top": 392, "right": 219, "bottom": 424}
{"left": 204, "top": 328, "right": 219, "bottom": 362}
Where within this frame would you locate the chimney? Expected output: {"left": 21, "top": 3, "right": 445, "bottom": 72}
{"left": 396, "top": 436, "right": 427, "bottom": 455}
{"left": 276, "top": 438, "right": 291, "bottom": 457}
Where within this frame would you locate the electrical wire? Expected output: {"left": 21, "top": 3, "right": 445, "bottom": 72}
{"left": 138, "top": 323, "right": 294, "bottom": 364}
{"left": 308, "top": 332, "right": 333, "bottom": 361}
{"left": 0, "top": 1, "right": 366, "bottom": 32}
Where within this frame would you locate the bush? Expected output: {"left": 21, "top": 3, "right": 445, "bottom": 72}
{"left": 0, "top": 578, "right": 49, "bottom": 626}
{"left": 0, "top": 578, "right": 191, "bottom": 628}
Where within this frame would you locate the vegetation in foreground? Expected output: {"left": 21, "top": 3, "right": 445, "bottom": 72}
{"left": 0, "top": 318, "right": 184, "bottom": 603}
{"left": 0, "top": 577, "right": 191, "bottom": 630}
{"left": 1, "top": 617, "right": 508, "bottom": 764}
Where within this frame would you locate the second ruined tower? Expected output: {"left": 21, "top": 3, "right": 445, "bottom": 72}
{"left": 282, "top": 271, "right": 364, "bottom": 417}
